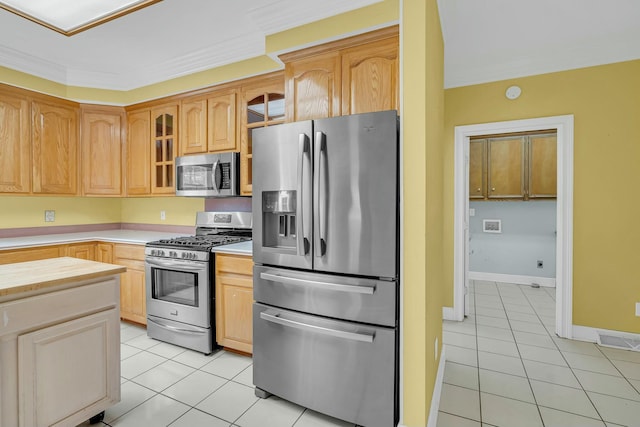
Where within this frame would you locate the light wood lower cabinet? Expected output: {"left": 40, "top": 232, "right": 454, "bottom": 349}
{"left": 96, "top": 242, "right": 114, "bottom": 263}
{"left": 65, "top": 242, "right": 97, "bottom": 260}
{"left": 114, "top": 244, "right": 147, "bottom": 325}
{"left": 0, "top": 246, "right": 62, "bottom": 265}
{"left": 215, "top": 253, "right": 253, "bottom": 353}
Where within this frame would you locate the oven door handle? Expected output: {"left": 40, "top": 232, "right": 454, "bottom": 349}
{"left": 260, "top": 311, "right": 374, "bottom": 343}
{"left": 145, "top": 258, "right": 206, "bottom": 272}
{"left": 147, "top": 317, "right": 207, "bottom": 335}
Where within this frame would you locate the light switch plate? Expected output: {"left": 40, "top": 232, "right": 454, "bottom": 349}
{"left": 44, "top": 210, "right": 55, "bottom": 222}
{"left": 469, "top": 208, "right": 475, "bottom": 217}
{"left": 636, "top": 302, "right": 640, "bottom": 317}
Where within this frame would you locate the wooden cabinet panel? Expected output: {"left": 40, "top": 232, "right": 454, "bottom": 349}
{"left": 0, "top": 91, "right": 30, "bottom": 193}
{"left": 341, "top": 36, "right": 399, "bottom": 115}
{"left": 81, "top": 106, "right": 124, "bottom": 196}
{"left": 126, "top": 110, "right": 151, "bottom": 195}
{"left": 65, "top": 243, "right": 96, "bottom": 260}
{"left": 17, "top": 308, "right": 120, "bottom": 427}
{"left": 151, "top": 105, "right": 178, "bottom": 194}
{"left": 529, "top": 134, "right": 557, "bottom": 198}
{"left": 96, "top": 243, "right": 113, "bottom": 264}
{"left": 215, "top": 253, "right": 253, "bottom": 353}
{"left": 240, "top": 74, "right": 285, "bottom": 196}
{"left": 114, "top": 244, "right": 146, "bottom": 325}
{"left": 488, "top": 137, "right": 525, "bottom": 199}
{"left": 0, "top": 246, "right": 62, "bottom": 265}
{"left": 32, "top": 100, "right": 79, "bottom": 195}
{"left": 208, "top": 91, "right": 238, "bottom": 152}
{"left": 180, "top": 98, "right": 207, "bottom": 155}
{"left": 469, "top": 139, "right": 486, "bottom": 199}
{"left": 284, "top": 52, "right": 341, "bottom": 121}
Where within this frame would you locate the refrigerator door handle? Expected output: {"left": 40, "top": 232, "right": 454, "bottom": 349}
{"left": 259, "top": 272, "right": 376, "bottom": 294}
{"left": 315, "top": 131, "right": 327, "bottom": 257}
{"left": 260, "top": 311, "right": 375, "bottom": 343}
{"left": 297, "top": 133, "right": 310, "bottom": 255}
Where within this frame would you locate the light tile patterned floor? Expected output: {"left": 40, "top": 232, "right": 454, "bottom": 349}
{"left": 438, "top": 280, "right": 640, "bottom": 427}
{"left": 77, "top": 322, "right": 355, "bottom": 427}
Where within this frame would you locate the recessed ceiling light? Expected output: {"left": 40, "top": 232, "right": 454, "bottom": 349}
{"left": 0, "top": 0, "right": 161, "bottom": 36}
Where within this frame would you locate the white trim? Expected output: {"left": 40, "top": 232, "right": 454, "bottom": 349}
{"left": 426, "top": 345, "right": 446, "bottom": 427}
{"left": 572, "top": 325, "right": 640, "bottom": 344}
{"left": 442, "top": 307, "right": 457, "bottom": 321}
{"left": 453, "top": 115, "right": 574, "bottom": 338}
{"left": 469, "top": 271, "right": 556, "bottom": 287}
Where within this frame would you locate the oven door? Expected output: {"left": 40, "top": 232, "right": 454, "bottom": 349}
{"left": 145, "top": 256, "right": 211, "bottom": 328}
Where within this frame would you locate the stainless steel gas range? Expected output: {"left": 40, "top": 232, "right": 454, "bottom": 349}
{"left": 145, "top": 211, "right": 252, "bottom": 354}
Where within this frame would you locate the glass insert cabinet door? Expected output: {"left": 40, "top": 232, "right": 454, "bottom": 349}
{"left": 152, "top": 105, "right": 178, "bottom": 193}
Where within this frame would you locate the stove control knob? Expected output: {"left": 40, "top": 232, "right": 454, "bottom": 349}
{"left": 181, "top": 253, "right": 187, "bottom": 259}
{"left": 159, "top": 250, "right": 165, "bottom": 257}
{"left": 169, "top": 251, "right": 176, "bottom": 258}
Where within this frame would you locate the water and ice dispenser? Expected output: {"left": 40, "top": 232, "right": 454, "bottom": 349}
{"left": 262, "top": 190, "right": 298, "bottom": 250}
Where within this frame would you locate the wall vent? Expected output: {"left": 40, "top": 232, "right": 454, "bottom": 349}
{"left": 483, "top": 219, "right": 502, "bottom": 233}
{"left": 597, "top": 332, "right": 640, "bottom": 352}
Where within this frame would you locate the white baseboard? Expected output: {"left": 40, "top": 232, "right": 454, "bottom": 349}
{"left": 442, "top": 307, "right": 456, "bottom": 321}
{"left": 572, "top": 324, "right": 640, "bottom": 344}
{"left": 469, "top": 271, "right": 556, "bottom": 287}
{"left": 426, "top": 345, "right": 446, "bottom": 427}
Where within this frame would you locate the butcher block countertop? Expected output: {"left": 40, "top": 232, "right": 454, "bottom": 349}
{"left": 0, "top": 257, "right": 126, "bottom": 299}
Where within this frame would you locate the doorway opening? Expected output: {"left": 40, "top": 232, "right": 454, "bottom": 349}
{"left": 451, "top": 115, "right": 574, "bottom": 338}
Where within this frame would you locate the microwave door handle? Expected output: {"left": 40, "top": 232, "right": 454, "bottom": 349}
{"left": 297, "top": 133, "right": 310, "bottom": 255}
{"left": 211, "top": 159, "right": 220, "bottom": 193}
{"left": 315, "top": 131, "right": 327, "bottom": 257}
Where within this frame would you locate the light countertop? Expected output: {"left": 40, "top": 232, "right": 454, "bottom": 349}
{"left": 0, "top": 230, "right": 190, "bottom": 250}
{"left": 0, "top": 230, "right": 253, "bottom": 256}
{"left": 0, "top": 257, "right": 126, "bottom": 298}
{"left": 211, "top": 240, "right": 253, "bottom": 256}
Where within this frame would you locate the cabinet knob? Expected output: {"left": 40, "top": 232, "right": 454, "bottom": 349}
{"left": 477, "top": 188, "right": 481, "bottom": 192}
{"left": 491, "top": 187, "right": 496, "bottom": 191}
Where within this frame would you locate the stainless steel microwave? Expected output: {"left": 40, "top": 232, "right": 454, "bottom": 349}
{"left": 175, "top": 152, "right": 240, "bottom": 197}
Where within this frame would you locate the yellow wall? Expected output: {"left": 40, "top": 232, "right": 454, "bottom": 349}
{"left": 445, "top": 60, "right": 640, "bottom": 334}
{"left": 403, "top": 0, "right": 444, "bottom": 424}
{"left": 120, "top": 197, "right": 204, "bottom": 226}
{"left": 0, "top": 197, "right": 121, "bottom": 228}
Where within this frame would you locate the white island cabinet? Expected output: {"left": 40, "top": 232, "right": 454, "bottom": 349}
{"left": 0, "top": 257, "right": 125, "bottom": 427}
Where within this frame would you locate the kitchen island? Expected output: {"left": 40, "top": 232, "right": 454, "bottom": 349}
{"left": 0, "top": 257, "right": 125, "bottom": 427}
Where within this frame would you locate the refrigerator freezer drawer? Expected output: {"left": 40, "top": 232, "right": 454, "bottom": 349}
{"left": 253, "top": 303, "right": 398, "bottom": 427}
{"left": 254, "top": 265, "right": 397, "bottom": 327}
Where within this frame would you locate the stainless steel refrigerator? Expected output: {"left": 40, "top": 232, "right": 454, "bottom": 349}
{"left": 252, "top": 110, "right": 399, "bottom": 427}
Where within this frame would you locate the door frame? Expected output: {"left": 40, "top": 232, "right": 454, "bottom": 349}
{"left": 452, "top": 115, "right": 574, "bottom": 338}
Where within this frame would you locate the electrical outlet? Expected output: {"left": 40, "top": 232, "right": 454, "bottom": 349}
{"left": 636, "top": 302, "right": 640, "bottom": 317}
{"left": 537, "top": 260, "right": 543, "bottom": 268}
{"left": 44, "top": 210, "right": 55, "bottom": 222}
{"left": 469, "top": 208, "right": 475, "bottom": 217}
{"left": 160, "top": 210, "right": 166, "bottom": 221}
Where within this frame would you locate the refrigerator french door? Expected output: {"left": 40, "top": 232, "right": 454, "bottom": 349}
{"left": 252, "top": 110, "right": 399, "bottom": 427}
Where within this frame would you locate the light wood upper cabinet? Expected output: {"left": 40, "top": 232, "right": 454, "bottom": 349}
{"left": 180, "top": 97, "right": 207, "bottom": 155}
{"left": 488, "top": 136, "right": 525, "bottom": 199}
{"left": 81, "top": 106, "right": 125, "bottom": 196}
{"left": 215, "top": 253, "right": 253, "bottom": 354}
{"left": 0, "top": 90, "right": 30, "bottom": 193}
{"left": 341, "top": 35, "right": 399, "bottom": 115}
{"left": 280, "top": 26, "right": 399, "bottom": 122}
{"left": 470, "top": 133, "right": 557, "bottom": 200}
{"left": 151, "top": 104, "right": 178, "bottom": 194}
{"left": 284, "top": 52, "right": 341, "bottom": 121}
{"left": 126, "top": 109, "right": 151, "bottom": 195}
{"left": 180, "top": 91, "right": 239, "bottom": 155}
{"left": 208, "top": 91, "right": 238, "bottom": 152}
{"left": 529, "top": 134, "right": 557, "bottom": 198}
{"left": 32, "top": 100, "right": 79, "bottom": 195}
{"left": 240, "top": 73, "right": 285, "bottom": 195}
{"left": 469, "top": 139, "right": 486, "bottom": 199}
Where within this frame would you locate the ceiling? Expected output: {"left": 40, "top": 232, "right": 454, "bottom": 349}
{"left": 1, "top": 0, "right": 640, "bottom": 91}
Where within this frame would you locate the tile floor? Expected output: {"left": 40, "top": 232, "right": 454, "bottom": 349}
{"left": 438, "top": 280, "right": 640, "bottom": 427}
{"left": 77, "top": 322, "right": 355, "bottom": 427}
